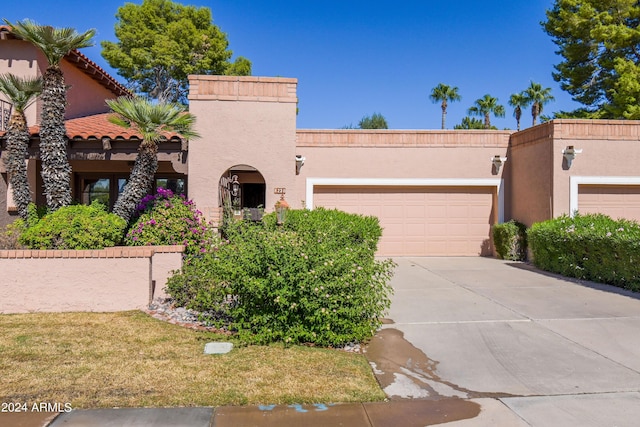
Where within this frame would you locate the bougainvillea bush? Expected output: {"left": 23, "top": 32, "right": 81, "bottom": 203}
{"left": 528, "top": 213, "right": 640, "bottom": 291}
{"left": 124, "top": 188, "right": 219, "bottom": 254}
{"left": 167, "top": 208, "right": 396, "bottom": 347}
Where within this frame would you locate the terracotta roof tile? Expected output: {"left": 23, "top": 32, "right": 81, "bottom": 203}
{"left": 1, "top": 113, "right": 183, "bottom": 142}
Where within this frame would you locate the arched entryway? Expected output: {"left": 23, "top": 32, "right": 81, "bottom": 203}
{"left": 218, "top": 164, "right": 266, "bottom": 211}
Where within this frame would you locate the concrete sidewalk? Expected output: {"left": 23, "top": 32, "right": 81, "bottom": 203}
{"left": 4, "top": 257, "right": 640, "bottom": 426}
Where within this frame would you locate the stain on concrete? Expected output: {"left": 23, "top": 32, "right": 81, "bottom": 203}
{"left": 365, "top": 328, "right": 516, "bottom": 424}
{"left": 364, "top": 399, "right": 482, "bottom": 427}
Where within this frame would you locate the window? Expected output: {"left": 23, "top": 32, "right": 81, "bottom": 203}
{"left": 75, "top": 174, "right": 186, "bottom": 210}
{"left": 82, "top": 178, "right": 111, "bottom": 206}
{"left": 155, "top": 178, "right": 186, "bottom": 195}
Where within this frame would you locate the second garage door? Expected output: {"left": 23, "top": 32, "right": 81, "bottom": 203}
{"left": 313, "top": 186, "right": 496, "bottom": 256}
{"left": 578, "top": 185, "right": 640, "bottom": 222}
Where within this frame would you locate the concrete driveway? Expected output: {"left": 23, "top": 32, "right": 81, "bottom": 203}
{"left": 367, "top": 257, "right": 640, "bottom": 426}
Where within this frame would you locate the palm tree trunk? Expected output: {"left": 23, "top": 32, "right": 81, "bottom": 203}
{"left": 5, "top": 113, "right": 31, "bottom": 220}
{"left": 484, "top": 113, "right": 490, "bottom": 129}
{"left": 441, "top": 103, "right": 447, "bottom": 129}
{"left": 113, "top": 142, "right": 158, "bottom": 222}
{"left": 40, "top": 66, "right": 72, "bottom": 211}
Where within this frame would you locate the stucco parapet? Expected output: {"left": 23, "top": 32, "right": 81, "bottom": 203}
{"left": 510, "top": 122, "right": 554, "bottom": 149}
{"left": 296, "top": 129, "right": 512, "bottom": 148}
{"left": 188, "top": 75, "right": 298, "bottom": 103}
{"left": 553, "top": 119, "right": 640, "bottom": 141}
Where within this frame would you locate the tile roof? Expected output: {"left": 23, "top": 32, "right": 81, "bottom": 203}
{"left": 65, "top": 113, "right": 183, "bottom": 141}
{"left": 1, "top": 113, "right": 183, "bottom": 142}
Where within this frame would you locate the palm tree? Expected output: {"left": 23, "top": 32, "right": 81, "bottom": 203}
{"left": 468, "top": 95, "right": 505, "bottom": 129}
{"left": 106, "top": 97, "right": 199, "bottom": 222}
{"left": 430, "top": 83, "right": 461, "bottom": 129}
{"left": 5, "top": 19, "right": 95, "bottom": 211}
{"left": 509, "top": 92, "right": 529, "bottom": 131}
{"left": 523, "top": 82, "right": 554, "bottom": 126}
{"left": 0, "top": 75, "right": 42, "bottom": 220}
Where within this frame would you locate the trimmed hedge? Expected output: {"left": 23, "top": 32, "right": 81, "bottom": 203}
{"left": 492, "top": 220, "right": 527, "bottom": 261}
{"left": 528, "top": 213, "right": 640, "bottom": 291}
{"left": 19, "top": 202, "right": 126, "bottom": 250}
{"left": 167, "top": 208, "right": 396, "bottom": 347}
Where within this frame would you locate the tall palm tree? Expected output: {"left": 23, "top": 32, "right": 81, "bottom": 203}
{"left": 0, "top": 74, "right": 42, "bottom": 220}
{"left": 509, "top": 92, "right": 529, "bottom": 131}
{"left": 5, "top": 19, "right": 95, "bottom": 211}
{"left": 468, "top": 94, "right": 505, "bottom": 129}
{"left": 106, "top": 96, "right": 199, "bottom": 222}
{"left": 523, "top": 82, "right": 554, "bottom": 126}
{"left": 430, "top": 83, "right": 461, "bottom": 129}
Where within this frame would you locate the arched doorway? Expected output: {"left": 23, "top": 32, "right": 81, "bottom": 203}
{"left": 218, "top": 165, "right": 266, "bottom": 212}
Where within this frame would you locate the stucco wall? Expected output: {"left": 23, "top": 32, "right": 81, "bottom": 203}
{"left": 549, "top": 120, "right": 640, "bottom": 217}
{"left": 506, "top": 119, "right": 640, "bottom": 226}
{"left": 293, "top": 129, "right": 511, "bottom": 209}
{"left": 62, "top": 59, "right": 119, "bottom": 119}
{"left": 0, "top": 38, "right": 40, "bottom": 125}
{"left": 0, "top": 38, "right": 118, "bottom": 125}
{"left": 0, "top": 246, "right": 183, "bottom": 313}
{"left": 508, "top": 123, "right": 554, "bottom": 227}
{"left": 187, "top": 75, "right": 298, "bottom": 220}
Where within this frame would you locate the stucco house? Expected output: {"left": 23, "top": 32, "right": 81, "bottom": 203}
{"left": 3, "top": 26, "right": 640, "bottom": 257}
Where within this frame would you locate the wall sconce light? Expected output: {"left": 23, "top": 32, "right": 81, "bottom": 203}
{"left": 275, "top": 194, "right": 290, "bottom": 225}
{"left": 491, "top": 155, "right": 507, "bottom": 174}
{"left": 562, "top": 146, "right": 582, "bottom": 169}
{"left": 295, "top": 155, "right": 305, "bottom": 175}
{"left": 230, "top": 175, "right": 240, "bottom": 197}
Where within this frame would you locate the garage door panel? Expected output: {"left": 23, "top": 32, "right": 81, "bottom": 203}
{"left": 578, "top": 185, "right": 640, "bottom": 222}
{"left": 313, "top": 185, "right": 495, "bottom": 256}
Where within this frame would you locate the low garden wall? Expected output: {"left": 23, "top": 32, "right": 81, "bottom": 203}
{"left": 0, "top": 245, "right": 184, "bottom": 313}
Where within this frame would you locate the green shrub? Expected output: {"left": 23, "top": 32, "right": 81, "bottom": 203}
{"left": 528, "top": 213, "right": 640, "bottom": 291}
{"left": 167, "top": 208, "right": 396, "bottom": 347}
{"left": 0, "top": 219, "right": 26, "bottom": 249}
{"left": 492, "top": 220, "right": 527, "bottom": 260}
{"left": 19, "top": 202, "right": 126, "bottom": 250}
{"left": 124, "top": 188, "right": 218, "bottom": 254}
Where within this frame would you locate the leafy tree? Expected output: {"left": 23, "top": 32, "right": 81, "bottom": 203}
{"left": 106, "top": 96, "right": 199, "bottom": 222}
{"left": 5, "top": 19, "right": 95, "bottom": 212}
{"left": 429, "top": 83, "right": 461, "bottom": 129}
{"left": 552, "top": 108, "right": 606, "bottom": 119}
{"left": 358, "top": 112, "right": 388, "bottom": 129}
{"left": 101, "top": 0, "right": 251, "bottom": 103}
{"left": 0, "top": 74, "right": 42, "bottom": 220}
{"left": 468, "top": 95, "right": 505, "bottom": 129}
{"left": 508, "top": 92, "right": 529, "bottom": 131}
{"left": 454, "top": 116, "right": 495, "bottom": 130}
{"left": 523, "top": 82, "right": 554, "bottom": 126}
{"left": 543, "top": 0, "right": 640, "bottom": 117}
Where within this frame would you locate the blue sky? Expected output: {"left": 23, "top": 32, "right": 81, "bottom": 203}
{"left": 3, "top": 1, "right": 581, "bottom": 130}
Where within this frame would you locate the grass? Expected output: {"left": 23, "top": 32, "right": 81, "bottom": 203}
{"left": 0, "top": 311, "right": 385, "bottom": 408}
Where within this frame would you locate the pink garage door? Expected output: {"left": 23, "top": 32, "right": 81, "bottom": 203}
{"left": 578, "top": 185, "right": 640, "bottom": 222}
{"left": 313, "top": 186, "right": 496, "bottom": 256}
